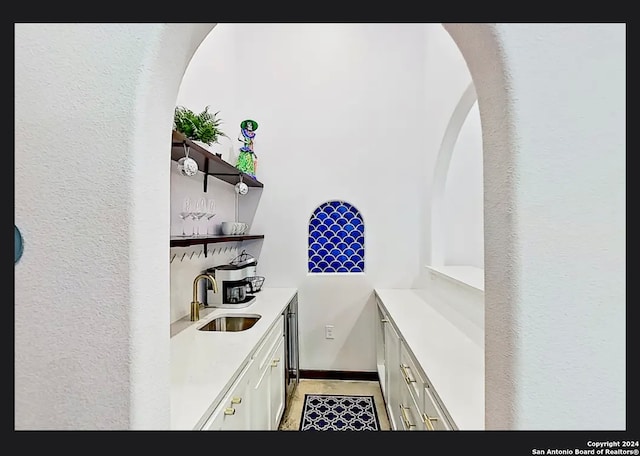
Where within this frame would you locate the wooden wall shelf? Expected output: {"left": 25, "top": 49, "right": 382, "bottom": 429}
{"left": 171, "top": 130, "right": 264, "bottom": 191}
{"left": 170, "top": 234, "right": 265, "bottom": 257}
{"left": 170, "top": 234, "right": 265, "bottom": 247}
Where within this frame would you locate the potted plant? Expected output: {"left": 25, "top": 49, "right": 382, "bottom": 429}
{"left": 173, "top": 105, "right": 228, "bottom": 150}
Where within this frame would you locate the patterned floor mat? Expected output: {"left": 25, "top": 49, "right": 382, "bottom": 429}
{"left": 299, "top": 394, "right": 380, "bottom": 431}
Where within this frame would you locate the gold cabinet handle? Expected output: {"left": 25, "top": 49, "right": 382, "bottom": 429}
{"left": 271, "top": 357, "right": 281, "bottom": 367}
{"left": 231, "top": 397, "right": 242, "bottom": 404}
{"left": 400, "top": 364, "right": 415, "bottom": 384}
{"left": 399, "top": 404, "right": 415, "bottom": 429}
{"left": 224, "top": 407, "right": 235, "bottom": 415}
{"left": 422, "top": 412, "right": 438, "bottom": 431}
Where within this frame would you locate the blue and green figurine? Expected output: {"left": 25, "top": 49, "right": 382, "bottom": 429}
{"left": 236, "top": 119, "right": 258, "bottom": 178}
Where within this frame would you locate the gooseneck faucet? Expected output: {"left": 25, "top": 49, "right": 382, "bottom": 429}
{"left": 191, "top": 273, "right": 218, "bottom": 321}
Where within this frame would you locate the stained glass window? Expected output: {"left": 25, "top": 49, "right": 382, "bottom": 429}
{"left": 308, "top": 200, "right": 364, "bottom": 273}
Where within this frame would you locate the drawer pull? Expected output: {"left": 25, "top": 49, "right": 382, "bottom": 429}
{"left": 400, "top": 364, "right": 415, "bottom": 384}
{"left": 400, "top": 404, "right": 415, "bottom": 429}
{"left": 271, "top": 357, "right": 280, "bottom": 367}
{"left": 422, "top": 412, "right": 438, "bottom": 431}
{"left": 231, "top": 397, "right": 242, "bottom": 404}
{"left": 381, "top": 318, "right": 389, "bottom": 323}
{"left": 224, "top": 407, "right": 235, "bottom": 415}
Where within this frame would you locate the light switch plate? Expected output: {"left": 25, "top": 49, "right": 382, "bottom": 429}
{"left": 325, "top": 325, "right": 334, "bottom": 339}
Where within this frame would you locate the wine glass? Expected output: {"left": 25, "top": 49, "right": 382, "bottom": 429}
{"left": 179, "top": 197, "right": 192, "bottom": 236}
{"left": 191, "top": 197, "right": 207, "bottom": 235}
{"left": 205, "top": 198, "right": 217, "bottom": 234}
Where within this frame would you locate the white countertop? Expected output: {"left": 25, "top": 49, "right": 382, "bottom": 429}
{"left": 374, "top": 288, "right": 485, "bottom": 430}
{"left": 170, "top": 287, "right": 297, "bottom": 430}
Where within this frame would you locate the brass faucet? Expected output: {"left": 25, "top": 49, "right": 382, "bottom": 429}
{"left": 191, "top": 273, "right": 218, "bottom": 321}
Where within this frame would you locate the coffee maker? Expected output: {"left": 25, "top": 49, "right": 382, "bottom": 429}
{"left": 205, "top": 257, "right": 257, "bottom": 308}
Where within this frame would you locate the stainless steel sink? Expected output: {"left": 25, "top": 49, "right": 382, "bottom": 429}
{"left": 198, "top": 314, "right": 261, "bottom": 332}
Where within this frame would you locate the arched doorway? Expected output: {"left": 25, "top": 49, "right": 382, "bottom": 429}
{"left": 19, "top": 23, "right": 625, "bottom": 431}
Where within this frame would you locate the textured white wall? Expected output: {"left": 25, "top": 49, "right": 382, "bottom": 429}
{"left": 14, "top": 23, "right": 216, "bottom": 430}
{"left": 14, "top": 23, "right": 626, "bottom": 431}
{"left": 443, "top": 101, "right": 484, "bottom": 267}
{"left": 429, "top": 82, "right": 482, "bottom": 270}
{"left": 446, "top": 23, "right": 626, "bottom": 429}
{"left": 174, "top": 23, "right": 432, "bottom": 371}
{"left": 417, "top": 24, "right": 477, "bottom": 283}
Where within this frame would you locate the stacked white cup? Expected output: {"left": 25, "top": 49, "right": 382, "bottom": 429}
{"left": 221, "top": 222, "right": 248, "bottom": 235}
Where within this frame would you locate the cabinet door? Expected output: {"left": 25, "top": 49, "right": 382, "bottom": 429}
{"left": 375, "top": 299, "right": 387, "bottom": 397}
{"left": 201, "top": 403, "right": 225, "bottom": 430}
{"left": 400, "top": 341, "right": 426, "bottom": 408}
{"left": 422, "top": 384, "right": 452, "bottom": 430}
{"left": 250, "top": 318, "right": 284, "bottom": 430}
{"left": 269, "top": 337, "right": 286, "bottom": 430}
{"left": 202, "top": 360, "right": 253, "bottom": 431}
{"left": 250, "top": 357, "right": 271, "bottom": 430}
{"left": 399, "top": 380, "right": 423, "bottom": 431}
{"left": 384, "top": 319, "right": 402, "bottom": 430}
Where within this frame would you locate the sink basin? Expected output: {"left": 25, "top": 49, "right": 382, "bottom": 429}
{"left": 198, "top": 314, "right": 261, "bottom": 332}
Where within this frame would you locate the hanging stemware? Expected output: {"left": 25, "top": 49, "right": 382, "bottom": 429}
{"left": 179, "top": 197, "right": 192, "bottom": 236}
{"left": 205, "top": 198, "right": 217, "bottom": 235}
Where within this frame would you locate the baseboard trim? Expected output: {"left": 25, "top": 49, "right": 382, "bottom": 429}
{"left": 299, "top": 370, "right": 379, "bottom": 381}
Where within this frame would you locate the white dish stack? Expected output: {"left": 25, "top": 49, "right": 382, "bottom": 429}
{"left": 220, "top": 221, "right": 248, "bottom": 235}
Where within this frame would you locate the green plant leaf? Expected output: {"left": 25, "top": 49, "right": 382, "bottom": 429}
{"left": 173, "top": 105, "right": 226, "bottom": 145}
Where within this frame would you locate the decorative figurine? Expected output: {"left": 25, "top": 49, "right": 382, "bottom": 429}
{"left": 236, "top": 119, "right": 258, "bottom": 178}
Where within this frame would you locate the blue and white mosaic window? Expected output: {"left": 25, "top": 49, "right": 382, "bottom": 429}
{"left": 308, "top": 200, "right": 364, "bottom": 273}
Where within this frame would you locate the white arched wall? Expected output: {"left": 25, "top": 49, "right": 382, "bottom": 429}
{"left": 14, "top": 23, "right": 625, "bottom": 430}
{"left": 444, "top": 23, "right": 625, "bottom": 429}
{"left": 15, "top": 23, "right": 217, "bottom": 430}
{"left": 430, "top": 81, "right": 479, "bottom": 267}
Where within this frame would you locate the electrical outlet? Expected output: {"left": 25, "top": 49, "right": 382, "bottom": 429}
{"left": 325, "top": 325, "right": 334, "bottom": 339}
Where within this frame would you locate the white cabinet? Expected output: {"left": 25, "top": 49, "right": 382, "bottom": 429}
{"left": 383, "top": 312, "right": 402, "bottom": 431}
{"left": 375, "top": 294, "right": 456, "bottom": 431}
{"left": 249, "top": 314, "right": 285, "bottom": 430}
{"left": 375, "top": 300, "right": 387, "bottom": 397}
{"left": 398, "top": 342, "right": 430, "bottom": 431}
{"left": 269, "top": 337, "right": 286, "bottom": 429}
{"left": 200, "top": 313, "right": 286, "bottom": 431}
{"left": 398, "top": 377, "right": 422, "bottom": 430}
{"left": 250, "top": 355, "right": 271, "bottom": 430}
{"left": 201, "top": 359, "right": 254, "bottom": 430}
{"left": 422, "top": 383, "right": 452, "bottom": 430}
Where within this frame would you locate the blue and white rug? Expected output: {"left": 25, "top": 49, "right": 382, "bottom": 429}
{"left": 299, "top": 394, "right": 380, "bottom": 431}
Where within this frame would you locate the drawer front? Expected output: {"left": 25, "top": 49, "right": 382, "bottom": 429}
{"left": 254, "top": 314, "right": 284, "bottom": 370}
{"left": 399, "top": 342, "right": 426, "bottom": 407}
{"left": 201, "top": 359, "right": 253, "bottom": 430}
{"left": 422, "top": 384, "right": 452, "bottom": 430}
{"left": 398, "top": 380, "right": 423, "bottom": 431}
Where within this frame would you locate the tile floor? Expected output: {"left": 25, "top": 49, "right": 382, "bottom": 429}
{"left": 278, "top": 379, "right": 391, "bottom": 431}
